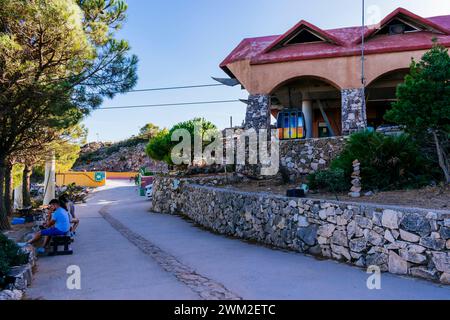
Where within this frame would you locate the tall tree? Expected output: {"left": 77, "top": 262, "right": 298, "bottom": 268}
{"left": 385, "top": 44, "right": 450, "bottom": 183}
{"left": 139, "top": 123, "right": 161, "bottom": 140}
{"left": 0, "top": 0, "right": 138, "bottom": 230}
{"left": 22, "top": 164, "right": 32, "bottom": 209}
{"left": 17, "top": 124, "right": 87, "bottom": 209}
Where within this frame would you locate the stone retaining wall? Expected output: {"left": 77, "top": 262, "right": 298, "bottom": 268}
{"left": 280, "top": 137, "right": 346, "bottom": 181}
{"left": 152, "top": 176, "right": 450, "bottom": 284}
{"left": 0, "top": 245, "right": 36, "bottom": 300}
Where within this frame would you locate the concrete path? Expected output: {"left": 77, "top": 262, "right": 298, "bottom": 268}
{"left": 27, "top": 181, "right": 450, "bottom": 300}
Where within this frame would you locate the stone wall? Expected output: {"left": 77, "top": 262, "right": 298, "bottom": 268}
{"left": 244, "top": 95, "right": 271, "bottom": 130}
{"left": 0, "top": 244, "right": 36, "bottom": 300}
{"left": 280, "top": 137, "right": 346, "bottom": 181}
{"left": 152, "top": 176, "right": 450, "bottom": 285}
{"left": 341, "top": 88, "right": 367, "bottom": 135}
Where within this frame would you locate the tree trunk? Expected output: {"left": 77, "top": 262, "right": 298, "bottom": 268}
{"left": 432, "top": 130, "right": 450, "bottom": 184}
{"left": 22, "top": 164, "right": 32, "bottom": 208}
{"left": 0, "top": 155, "right": 11, "bottom": 230}
{"left": 5, "top": 162, "right": 13, "bottom": 216}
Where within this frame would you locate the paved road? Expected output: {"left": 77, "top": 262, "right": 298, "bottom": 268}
{"left": 27, "top": 181, "right": 450, "bottom": 300}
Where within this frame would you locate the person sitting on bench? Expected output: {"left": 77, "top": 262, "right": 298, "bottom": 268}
{"left": 27, "top": 199, "right": 71, "bottom": 253}
{"left": 59, "top": 194, "right": 79, "bottom": 234}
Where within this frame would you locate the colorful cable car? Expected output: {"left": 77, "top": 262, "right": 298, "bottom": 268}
{"left": 276, "top": 110, "right": 306, "bottom": 140}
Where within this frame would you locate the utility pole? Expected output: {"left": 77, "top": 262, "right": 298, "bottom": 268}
{"left": 361, "top": 0, "right": 366, "bottom": 87}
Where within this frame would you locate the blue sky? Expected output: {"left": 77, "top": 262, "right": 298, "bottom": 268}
{"left": 82, "top": 0, "right": 450, "bottom": 142}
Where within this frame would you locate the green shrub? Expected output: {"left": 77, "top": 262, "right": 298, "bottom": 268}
{"left": 145, "top": 129, "right": 172, "bottom": 164}
{"left": 330, "top": 131, "right": 435, "bottom": 191}
{"left": 308, "top": 168, "right": 347, "bottom": 192}
{"left": 0, "top": 234, "right": 28, "bottom": 287}
{"left": 146, "top": 118, "right": 218, "bottom": 165}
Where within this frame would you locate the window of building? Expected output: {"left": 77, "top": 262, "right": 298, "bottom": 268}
{"left": 285, "top": 29, "right": 325, "bottom": 45}
{"left": 377, "top": 18, "right": 421, "bottom": 35}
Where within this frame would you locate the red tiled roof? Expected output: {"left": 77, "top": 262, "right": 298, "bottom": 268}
{"left": 220, "top": 8, "right": 450, "bottom": 76}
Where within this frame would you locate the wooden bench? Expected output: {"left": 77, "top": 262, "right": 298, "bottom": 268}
{"left": 48, "top": 235, "right": 74, "bottom": 256}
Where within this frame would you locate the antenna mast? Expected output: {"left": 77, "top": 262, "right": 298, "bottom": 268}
{"left": 361, "top": 0, "right": 366, "bottom": 86}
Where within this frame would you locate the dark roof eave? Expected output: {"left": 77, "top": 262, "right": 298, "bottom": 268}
{"left": 219, "top": 65, "right": 237, "bottom": 79}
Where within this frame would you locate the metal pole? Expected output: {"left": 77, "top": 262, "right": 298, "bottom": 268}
{"left": 361, "top": 0, "right": 366, "bottom": 86}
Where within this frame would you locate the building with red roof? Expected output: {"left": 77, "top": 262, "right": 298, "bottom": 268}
{"left": 220, "top": 8, "right": 450, "bottom": 138}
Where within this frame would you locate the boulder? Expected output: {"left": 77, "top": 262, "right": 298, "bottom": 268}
{"left": 440, "top": 273, "right": 450, "bottom": 285}
{"left": 367, "top": 230, "right": 384, "bottom": 246}
{"left": 346, "top": 220, "right": 357, "bottom": 238}
{"left": 297, "top": 225, "right": 318, "bottom": 246}
{"left": 317, "top": 224, "right": 336, "bottom": 238}
{"left": 400, "top": 213, "right": 431, "bottom": 236}
{"left": 410, "top": 267, "right": 439, "bottom": 281}
{"left": 0, "top": 290, "right": 23, "bottom": 301}
{"left": 331, "top": 230, "right": 348, "bottom": 247}
{"left": 355, "top": 215, "right": 372, "bottom": 229}
{"left": 349, "top": 238, "right": 367, "bottom": 253}
{"left": 431, "top": 252, "right": 450, "bottom": 273}
{"left": 6, "top": 265, "right": 32, "bottom": 291}
{"left": 399, "top": 229, "right": 420, "bottom": 243}
{"left": 440, "top": 227, "right": 450, "bottom": 240}
{"left": 366, "top": 252, "right": 388, "bottom": 270}
{"left": 382, "top": 210, "right": 400, "bottom": 229}
{"left": 388, "top": 251, "right": 409, "bottom": 275}
{"left": 399, "top": 249, "right": 427, "bottom": 264}
{"left": 297, "top": 216, "right": 309, "bottom": 227}
{"left": 407, "top": 244, "right": 426, "bottom": 254}
{"left": 384, "top": 230, "right": 396, "bottom": 243}
{"left": 420, "top": 237, "right": 446, "bottom": 251}
{"left": 331, "top": 244, "right": 351, "bottom": 261}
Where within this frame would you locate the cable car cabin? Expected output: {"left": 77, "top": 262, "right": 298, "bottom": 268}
{"left": 277, "top": 110, "right": 306, "bottom": 140}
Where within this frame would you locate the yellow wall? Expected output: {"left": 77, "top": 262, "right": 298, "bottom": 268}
{"left": 56, "top": 172, "right": 106, "bottom": 188}
{"left": 107, "top": 172, "right": 137, "bottom": 179}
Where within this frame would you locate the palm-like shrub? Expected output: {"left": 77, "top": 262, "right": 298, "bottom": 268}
{"left": 331, "top": 131, "right": 435, "bottom": 191}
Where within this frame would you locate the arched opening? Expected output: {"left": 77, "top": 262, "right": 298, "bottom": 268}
{"left": 270, "top": 76, "right": 342, "bottom": 139}
{"left": 366, "top": 69, "right": 409, "bottom": 130}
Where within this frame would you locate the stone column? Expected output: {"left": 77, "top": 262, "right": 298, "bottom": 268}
{"left": 244, "top": 94, "right": 271, "bottom": 130}
{"left": 240, "top": 94, "right": 273, "bottom": 179}
{"left": 341, "top": 88, "right": 367, "bottom": 135}
{"left": 302, "top": 95, "right": 313, "bottom": 139}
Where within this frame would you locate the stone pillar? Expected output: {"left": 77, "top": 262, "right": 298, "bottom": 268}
{"left": 302, "top": 96, "right": 313, "bottom": 139}
{"left": 240, "top": 94, "right": 273, "bottom": 179}
{"left": 244, "top": 94, "right": 271, "bottom": 130}
{"left": 341, "top": 88, "right": 367, "bottom": 135}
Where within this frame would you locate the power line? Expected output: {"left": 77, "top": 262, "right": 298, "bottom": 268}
{"left": 106, "top": 83, "right": 225, "bottom": 95}
{"left": 99, "top": 99, "right": 241, "bottom": 110}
